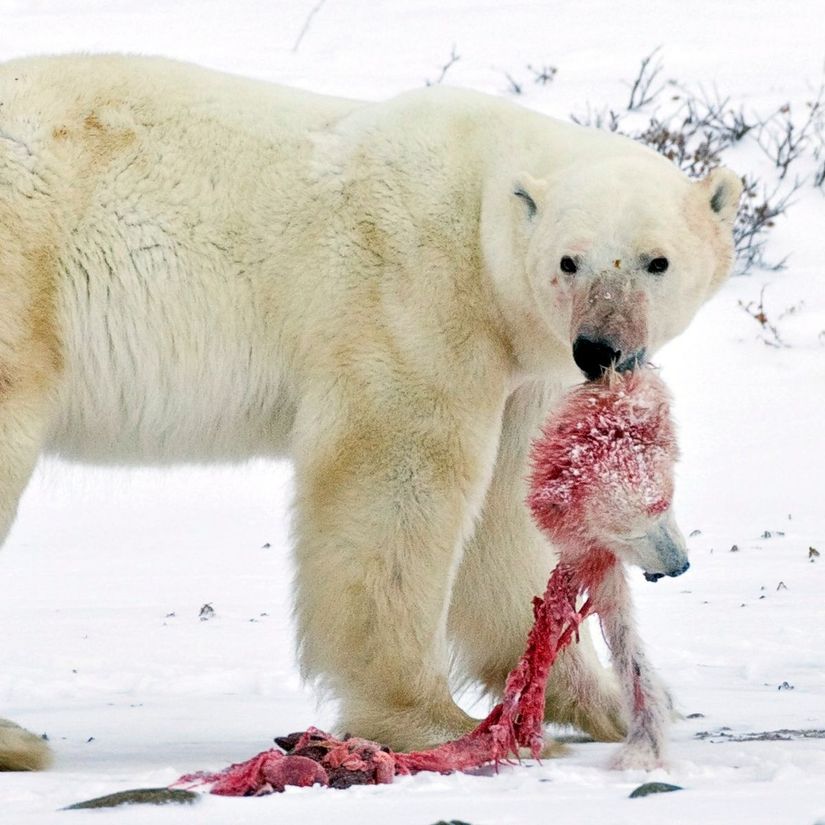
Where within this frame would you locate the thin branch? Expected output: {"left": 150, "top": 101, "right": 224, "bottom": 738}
{"left": 426, "top": 45, "right": 460, "bottom": 86}
{"left": 626, "top": 47, "right": 665, "bottom": 111}
{"left": 738, "top": 286, "right": 787, "bottom": 347}
{"left": 292, "top": 0, "right": 328, "bottom": 53}
{"left": 504, "top": 72, "right": 522, "bottom": 95}
{"left": 527, "top": 64, "right": 557, "bottom": 85}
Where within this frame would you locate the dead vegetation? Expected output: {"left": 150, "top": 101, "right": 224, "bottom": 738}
{"left": 568, "top": 49, "right": 824, "bottom": 275}
{"left": 737, "top": 286, "right": 786, "bottom": 347}
{"left": 426, "top": 45, "right": 460, "bottom": 86}
{"left": 695, "top": 728, "right": 825, "bottom": 742}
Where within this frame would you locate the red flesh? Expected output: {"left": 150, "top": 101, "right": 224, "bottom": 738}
{"left": 172, "top": 550, "right": 616, "bottom": 795}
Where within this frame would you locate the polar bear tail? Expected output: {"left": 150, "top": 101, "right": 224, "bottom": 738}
{"left": 0, "top": 718, "right": 53, "bottom": 771}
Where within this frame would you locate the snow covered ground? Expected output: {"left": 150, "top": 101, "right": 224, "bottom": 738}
{"left": 1, "top": 1, "right": 824, "bottom": 822}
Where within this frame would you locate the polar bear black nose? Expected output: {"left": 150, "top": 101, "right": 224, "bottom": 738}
{"left": 572, "top": 335, "right": 621, "bottom": 380}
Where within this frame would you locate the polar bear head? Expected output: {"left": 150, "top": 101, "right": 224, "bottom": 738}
{"left": 481, "top": 154, "right": 742, "bottom": 379}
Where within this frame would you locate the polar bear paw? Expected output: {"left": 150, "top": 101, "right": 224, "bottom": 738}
{"left": 0, "top": 717, "right": 53, "bottom": 771}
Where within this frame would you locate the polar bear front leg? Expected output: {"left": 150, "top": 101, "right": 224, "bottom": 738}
{"left": 0, "top": 383, "right": 58, "bottom": 771}
{"left": 449, "top": 381, "right": 628, "bottom": 744}
{"left": 290, "top": 384, "right": 504, "bottom": 751}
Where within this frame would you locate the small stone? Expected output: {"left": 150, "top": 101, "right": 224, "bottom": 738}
{"left": 686, "top": 712, "right": 705, "bottom": 719}
{"left": 729, "top": 545, "right": 739, "bottom": 553}
{"left": 64, "top": 788, "right": 199, "bottom": 809}
{"left": 199, "top": 603, "right": 215, "bottom": 620}
{"left": 809, "top": 547, "right": 820, "bottom": 560}
{"left": 629, "top": 782, "right": 683, "bottom": 799}
{"left": 689, "top": 529, "right": 702, "bottom": 537}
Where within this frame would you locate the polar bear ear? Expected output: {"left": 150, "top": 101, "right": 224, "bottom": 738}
{"left": 513, "top": 174, "right": 547, "bottom": 221}
{"left": 701, "top": 167, "right": 743, "bottom": 226}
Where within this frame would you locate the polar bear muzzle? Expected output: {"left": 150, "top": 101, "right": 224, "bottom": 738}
{"left": 572, "top": 335, "right": 645, "bottom": 381}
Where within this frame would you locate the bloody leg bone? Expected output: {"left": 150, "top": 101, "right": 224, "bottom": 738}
{"left": 172, "top": 368, "right": 681, "bottom": 794}
{"left": 596, "top": 570, "right": 673, "bottom": 770}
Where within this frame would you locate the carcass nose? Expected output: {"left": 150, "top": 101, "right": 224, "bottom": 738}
{"left": 572, "top": 335, "right": 621, "bottom": 381}
{"left": 644, "top": 561, "right": 689, "bottom": 583}
{"left": 667, "top": 560, "right": 690, "bottom": 578}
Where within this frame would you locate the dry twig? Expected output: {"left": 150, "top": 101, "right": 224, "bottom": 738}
{"left": 292, "top": 0, "right": 328, "bottom": 53}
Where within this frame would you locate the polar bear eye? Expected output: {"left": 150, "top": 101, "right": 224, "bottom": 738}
{"left": 647, "top": 257, "right": 669, "bottom": 274}
{"left": 560, "top": 256, "right": 578, "bottom": 274}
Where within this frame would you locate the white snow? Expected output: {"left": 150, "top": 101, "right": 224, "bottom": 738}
{"left": 1, "top": 1, "right": 824, "bottom": 823}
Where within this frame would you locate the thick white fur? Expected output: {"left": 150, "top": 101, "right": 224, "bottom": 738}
{"left": 0, "top": 54, "right": 741, "bottom": 768}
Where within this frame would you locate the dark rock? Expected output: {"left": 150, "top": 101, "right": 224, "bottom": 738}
{"left": 64, "top": 788, "right": 198, "bottom": 809}
{"left": 629, "top": 782, "right": 683, "bottom": 798}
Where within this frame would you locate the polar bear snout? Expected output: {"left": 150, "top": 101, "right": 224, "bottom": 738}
{"left": 572, "top": 335, "right": 644, "bottom": 381}
{"left": 573, "top": 335, "right": 619, "bottom": 380}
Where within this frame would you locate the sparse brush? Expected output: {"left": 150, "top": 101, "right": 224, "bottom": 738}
{"left": 426, "top": 45, "right": 460, "bottom": 86}
{"left": 626, "top": 47, "right": 666, "bottom": 111}
{"left": 757, "top": 93, "right": 823, "bottom": 180}
{"left": 566, "top": 51, "right": 823, "bottom": 275}
{"left": 814, "top": 118, "right": 825, "bottom": 188}
{"left": 733, "top": 177, "right": 800, "bottom": 274}
{"left": 738, "top": 285, "right": 787, "bottom": 347}
{"left": 503, "top": 72, "right": 522, "bottom": 95}
{"left": 528, "top": 64, "right": 557, "bottom": 86}
{"left": 683, "top": 90, "right": 754, "bottom": 144}
{"left": 570, "top": 104, "right": 622, "bottom": 132}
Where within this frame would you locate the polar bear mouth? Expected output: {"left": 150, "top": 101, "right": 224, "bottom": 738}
{"left": 615, "top": 348, "right": 648, "bottom": 374}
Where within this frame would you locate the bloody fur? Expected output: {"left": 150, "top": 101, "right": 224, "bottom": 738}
{"left": 172, "top": 369, "right": 677, "bottom": 795}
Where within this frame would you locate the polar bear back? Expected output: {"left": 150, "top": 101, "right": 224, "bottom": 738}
{"left": 0, "top": 54, "right": 693, "bottom": 466}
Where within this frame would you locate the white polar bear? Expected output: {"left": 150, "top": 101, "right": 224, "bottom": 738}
{"left": 0, "top": 54, "right": 741, "bottom": 770}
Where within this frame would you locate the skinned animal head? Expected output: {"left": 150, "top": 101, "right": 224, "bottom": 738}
{"left": 528, "top": 368, "right": 689, "bottom": 580}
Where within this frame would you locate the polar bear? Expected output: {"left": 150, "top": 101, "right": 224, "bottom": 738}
{"left": 0, "top": 54, "right": 741, "bottom": 770}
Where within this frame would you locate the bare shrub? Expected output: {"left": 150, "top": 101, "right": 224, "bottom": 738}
{"left": 503, "top": 72, "right": 523, "bottom": 95}
{"left": 757, "top": 97, "right": 822, "bottom": 179}
{"left": 733, "top": 178, "right": 800, "bottom": 274}
{"left": 738, "top": 286, "right": 787, "bottom": 348}
{"left": 567, "top": 51, "right": 822, "bottom": 274}
{"left": 528, "top": 64, "right": 557, "bottom": 86}
{"left": 570, "top": 104, "right": 622, "bottom": 132}
{"left": 626, "top": 47, "right": 665, "bottom": 111}
{"left": 426, "top": 46, "right": 460, "bottom": 86}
